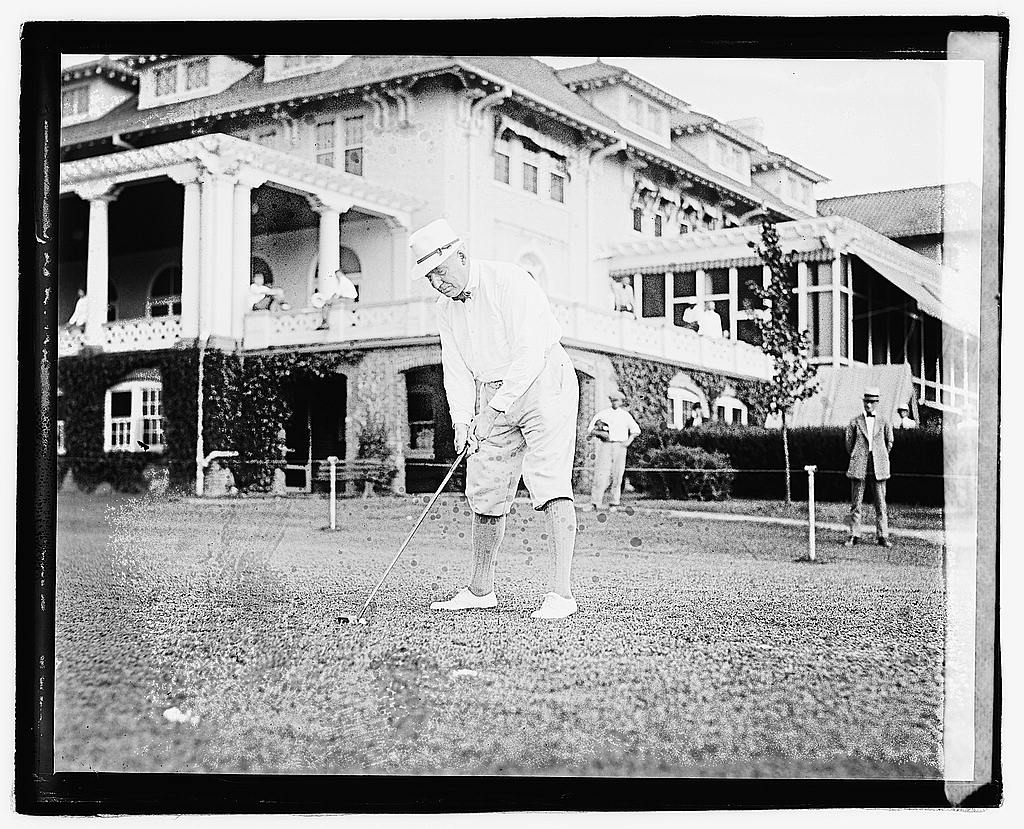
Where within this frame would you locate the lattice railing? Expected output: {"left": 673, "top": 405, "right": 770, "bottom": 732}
{"left": 103, "top": 316, "right": 184, "bottom": 352}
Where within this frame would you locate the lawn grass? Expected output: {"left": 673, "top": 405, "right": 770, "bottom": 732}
{"left": 54, "top": 491, "right": 945, "bottom": 777}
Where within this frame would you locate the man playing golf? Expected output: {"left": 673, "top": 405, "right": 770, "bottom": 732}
{"left": 409, "top": 218, "right": 581, "bottom": 619}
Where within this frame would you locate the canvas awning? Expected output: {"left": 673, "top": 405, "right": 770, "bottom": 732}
{"left": 789, "top": 363, "right": 918, "bottom": 427}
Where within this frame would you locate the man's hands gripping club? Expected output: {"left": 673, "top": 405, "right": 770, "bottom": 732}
{"left": 455, "top": 406, "right": 502, "bottom": 454}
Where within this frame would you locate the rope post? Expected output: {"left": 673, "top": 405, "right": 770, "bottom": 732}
{"left": 804, "top": 465, "right": 817, "bottom": 561}
{"left": 327, "top": 455, "right": 339, "bottom": 530}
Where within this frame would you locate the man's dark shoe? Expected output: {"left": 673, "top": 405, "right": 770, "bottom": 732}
{"left": 843, "top": 536, "right": 859, "bottom": 547}
{"left": 877, "top": 536, "right": 892, "bottom": 548}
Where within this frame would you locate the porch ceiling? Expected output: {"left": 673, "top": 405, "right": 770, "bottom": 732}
{"left": 58, "top": 133, "right": 425, "bottom": 228}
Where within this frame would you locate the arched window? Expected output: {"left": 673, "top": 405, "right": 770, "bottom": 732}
{"left": 666, "top": 372, "right": 708, "bottom": 429}
{"left": 147, "top": 265, "right": 182, "bottom": 317}
{"left": 104, "top": 368, "right": 164, "bottom": 453}
{"left": 251, "top": 256, "right": 274, "bottom": 286}
{"left": 713, "top": 393, "right": 748, "bottom": 426}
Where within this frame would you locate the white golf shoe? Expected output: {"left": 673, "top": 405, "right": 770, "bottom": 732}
{"left": 531, "top": 592, "right": 578, "bottom": 619}
{"left": 430, "top": 587, "right": 497, "bottom": 611}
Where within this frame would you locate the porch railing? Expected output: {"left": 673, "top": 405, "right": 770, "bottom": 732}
{"left": 58, "top": 316, "right": 184, "bottom": 356}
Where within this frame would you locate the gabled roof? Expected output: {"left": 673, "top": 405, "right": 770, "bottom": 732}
{"left": 61, "top": 56, "right": 137, "bottom": 90}
{"left": 556, "top": 59, "right": 689, "bottom": 111}
{"left": 60, "top": 54, "right": 808, "bottom": 220}
{"left": 817, "top": 185, "right": 946, "bottom": 237}
{"left": 120, "top": 54, "right": 263, "bottom": 68}
{"left": 671, "top": 109, "right": 765, "bottom": 152}
{"left": 750, "top": 148, "right": 828, "bottom": 184}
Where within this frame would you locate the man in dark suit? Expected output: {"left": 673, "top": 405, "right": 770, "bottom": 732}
{"left": 844, "top": 386, "right": 895, "bottom": 547}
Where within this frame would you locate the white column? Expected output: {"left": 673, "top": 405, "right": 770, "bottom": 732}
{"left": 308, "top": 194, "right": 352, "bottom": 294}
{"left": 169, "top": 167, "right": 202, "bottom": 339}
{"left": 77, "top": 182, "right": 117, "bottom": 347}
{"left": 635, "top": 271, "right": 645, "bottom": 318}
{"left": 232, "top": 174, "right": 267, "bottom": 341}
{"left": 386, "top": 218, "right": 409, "bottom": 301}
{"left": 796, "top": 261, "right": 808, "bottom": 333}
{"left": 831, "top": 257, "right": 842, "bottom": 366}
{"left": 198, "top": 167, "right": 238, "bottom": 341}
{"left": 728, "top": 266, "right": 739, "bottom": 340}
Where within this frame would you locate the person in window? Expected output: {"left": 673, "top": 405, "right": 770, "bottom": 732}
{"left": 249, "top": 273, "right": 290, "bottom": 312}
{"left": 67, "top": 288, "right": 88, "bottom": 329}
{"left": 312, "top": 268, "right": 358, "bottom": 330}
{"left": 698, "top": 301, "right": 725, "bottom": 338}
{"left": 687, "top": 403, "right": 704, "bottom": 429}
{"left": 844, "top": 386, "right": 895, "bottom": 548}
{"left": 587, "top": 389, "right": 641, "bottom": 511}
{"left": 611, "top": 278, "right": 635, "bottom": 314}
{"left": 894, "top": 405, "right": 917, "bottom": 429}
{"left": 410, "top": 218, "right": 581, "bottom": 620}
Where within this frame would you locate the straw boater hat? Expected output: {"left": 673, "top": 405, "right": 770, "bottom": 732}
{"left": 863, "top": 387, "right": 881, "bottom": 401}
{"left": 608, "top": 390, "right": 625, "bottom": 401}
{"left": 409, "top": 218, "right": 462, "bottom": 281}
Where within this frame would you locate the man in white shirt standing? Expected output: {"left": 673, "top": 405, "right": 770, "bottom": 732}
{"left": 844, "top": 386, "right": 895, "bottom": 547}
{"left": 67, "top": 288, "right": 88, "bottom": 328}
{"left": 698, "top": 301, "right": 725, "bottom": 338}
{"left": 409, "top": 219, "right": 581, "bottom": 620}
{"left": 587, "top": 390, "right": 641, "bottom": 511}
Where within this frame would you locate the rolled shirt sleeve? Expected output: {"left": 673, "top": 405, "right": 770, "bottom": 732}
{"left": 487, "top": 275, "right": 554, "bottom": 413}
{"left": 438, "top": 304, "right": 477, "bottom": 426}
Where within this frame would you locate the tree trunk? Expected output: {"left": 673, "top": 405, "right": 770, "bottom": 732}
{"left": 782, "top": 410, "right": 792, "bottom": 504}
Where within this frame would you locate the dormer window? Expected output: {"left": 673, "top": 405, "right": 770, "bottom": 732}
{"left": 185, "top": 58, "right": 209, "bottom": 91}
{"left": 61, "top": 85, "right": 90, "bottom": 117}
{"left": 154, "top": 66, "right": 177, "bottom": 97}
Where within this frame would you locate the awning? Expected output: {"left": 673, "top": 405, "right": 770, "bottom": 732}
{"left": 789, "top": 363, "right": 918, "bottom": 427}
{"left": 495, "top": 116, "right": 571, "bottom": 161}
{"left": 847, "top": 240, "right": 978, "bottom": 336}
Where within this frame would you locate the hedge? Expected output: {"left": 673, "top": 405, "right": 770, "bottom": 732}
{"left": 626, "top": 423, "right": 945, "bottom": 505}
{"left": 633, "top": 445, "right": 734, "bottom": 501}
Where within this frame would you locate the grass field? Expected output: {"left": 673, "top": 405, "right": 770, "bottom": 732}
{"left": 54, "top": 491, "right": 945, "bottom": 777}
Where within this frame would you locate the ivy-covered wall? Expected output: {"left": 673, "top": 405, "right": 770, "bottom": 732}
{"left": 607, "top": 354, "right": 771, "bottom": 429}
{"left": 58, "top": 347, "right": 200, "bottom": 492}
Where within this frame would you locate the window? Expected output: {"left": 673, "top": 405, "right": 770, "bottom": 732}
{"left": 549, "top": 172, "right": 565, "bottom": 203}
{"left": 185, "top": 58, "right": 209, "bottom": 90}
{"left": 61, "top": 85, "right": 90, "bottom": 117}
{"left": 56, "top": 389, "right": 66, "bottom": 456}
{"left": 633, "top": 207, "right": 643, "bottom": 232}
{"left": 148, "top": 265, "right": 182, "bottom": 317}
{"left": 344, "top": 115, "right": 364, "bottom": 176}
{"left": 667, "top": 376, "right": 705, "bottom": 429}
{"left": 154, "top": 66, "right": 177, "bottom": 97}
{"left": 654, "top": 215, "right": 663, "bottom": 237}
{"left": 712, "top": 395, "right": 748, "bottom": 426}
{"left": 315, "top": 121, "right": 335, "bottom": 167}
{"left": 104, "top": 373, "right": 165, "bottom": 453}
{"left": 523, "top": 163, "right": 538, "bottom": 194}
{"left": 494, "top": 152, "right": 510, "bottom": 184}
{"left": 679, "top": 223, "right": 690, "bottom": 235}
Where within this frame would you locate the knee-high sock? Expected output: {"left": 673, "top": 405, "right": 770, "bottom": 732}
{"left": 542, "top": 498, "right": 577, "bottom": 598}
{"left": 469, "top": 513, "right": 506, "bottom": 596}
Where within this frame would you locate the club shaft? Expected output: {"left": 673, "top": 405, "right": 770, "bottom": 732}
{"left": 357, "top": 447, "right": 469, "bottom": 618}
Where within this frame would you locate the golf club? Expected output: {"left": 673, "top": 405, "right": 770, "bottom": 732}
{"left": 338, "top": 444, "right": 472, "bottom": 626}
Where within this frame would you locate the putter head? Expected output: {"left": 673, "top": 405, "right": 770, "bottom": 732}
{"left": 337, "top": 615, "right": 369, "bottom": 626}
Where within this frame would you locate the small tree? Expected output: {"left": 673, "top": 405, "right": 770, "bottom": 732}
{"left": 747, "top": 214, "right": 819, "bottom": 503}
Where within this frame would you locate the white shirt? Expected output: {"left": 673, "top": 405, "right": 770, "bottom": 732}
{"left": 699, "top": 308, "right": 725, "bottom": 338}
{"left": 588, "top": 407, "right": 641, "bottom": 443}
{"left": 319, "top": 272, "right": 358, "bottom": 300}
{"left": 864, "top": 414, "right": 876, "bottom": 453}
{"left": 68, "top": 295, "right": 88, "bottom": 326}
{"left": 438, "top": 259, "right": 562, "bottom": 424}
{"left": 682, "top": 305, "right": 700, "bottom": 325}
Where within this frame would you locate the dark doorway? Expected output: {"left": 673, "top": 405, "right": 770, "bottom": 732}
{"left": 283, "top": 375, "right": 347, "bottom": 492}
{"left": 404, "top": 365, "right": 463, "bottom": 494}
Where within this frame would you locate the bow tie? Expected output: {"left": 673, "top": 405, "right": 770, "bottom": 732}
{"left": 453, "top": 291, "right": 472, "bottom": 303}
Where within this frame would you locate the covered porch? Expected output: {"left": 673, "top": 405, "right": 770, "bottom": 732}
{"left": 58, "top": 133, "right": 422, "bottom": 357}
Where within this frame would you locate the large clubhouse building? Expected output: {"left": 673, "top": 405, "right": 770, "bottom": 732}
{"left": 56, "top": 54, "right": 979, "bottom": 495}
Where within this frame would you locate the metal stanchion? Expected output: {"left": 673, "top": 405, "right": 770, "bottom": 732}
{"left": 328, "top": 455, "right": 338, "bottom": 530}
{"left": 805, "top": 464, "right": 817, "bottom": 562}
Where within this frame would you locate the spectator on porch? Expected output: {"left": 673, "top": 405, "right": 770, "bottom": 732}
{"left": 67, "top": 288, "right": 88, "bottom": 328}
{"left": 698, "top": 301, "right": 725, "bottom": 338}
{"left": 587, "top": 389, "right": 641, "bottom": 511}
{"left": 681, "top": 302, "right": 700, "bottom": 331}
{"left": 312, "top": 268, "right": 358, "bottom": 330}
{"left": 895, "top": 405, "right": 917, "bottom": 429}
{"left": 611, "top": 277, "right": 635, "bottom": 315}
{"left": 249, "top": 273, "right": 290, "bottom": 312}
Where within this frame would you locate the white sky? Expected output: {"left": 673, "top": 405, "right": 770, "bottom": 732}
{"left": 59, "top": 53, "right": 984, "bottom": 199}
